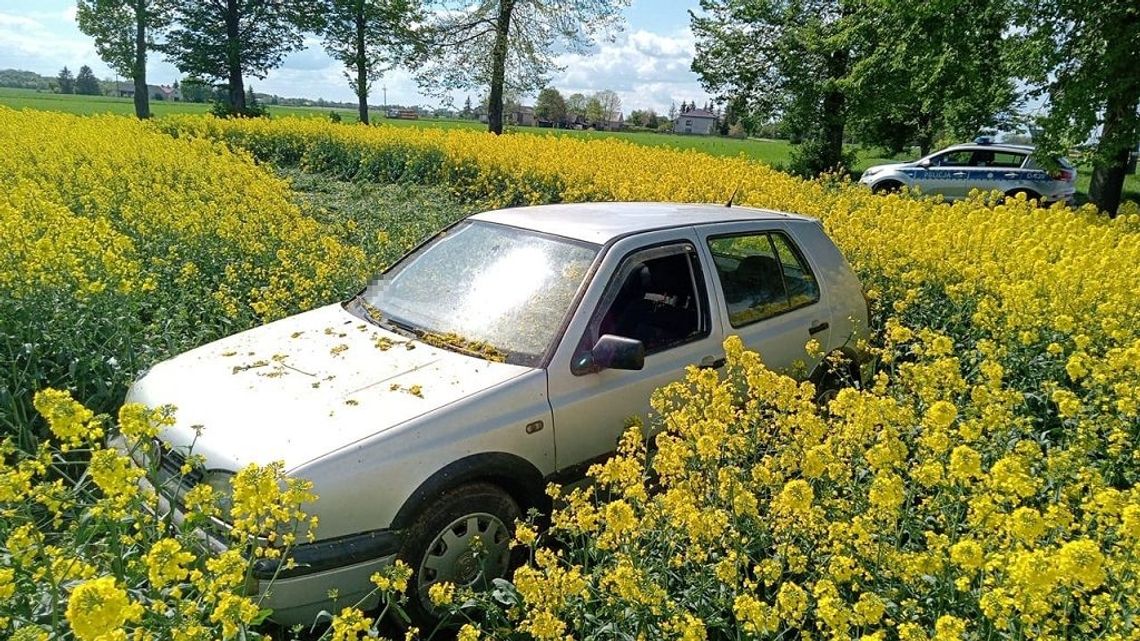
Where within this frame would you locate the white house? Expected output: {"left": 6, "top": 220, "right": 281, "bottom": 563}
{"left": 673, "top": 109, "right": 717, "bottom": 135}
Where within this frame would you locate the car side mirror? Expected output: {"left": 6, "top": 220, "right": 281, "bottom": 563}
{"left": 918, "top": 159, "right": 932, "bottom": 168}
{"left": 576, "top": 334, "right": 645, "bottom": 374}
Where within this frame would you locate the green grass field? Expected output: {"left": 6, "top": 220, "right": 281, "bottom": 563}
{"left": 2, "top": 86, "right": 1134, "bottom": 203}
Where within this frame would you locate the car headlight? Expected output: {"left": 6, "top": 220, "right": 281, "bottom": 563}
{"left": 862, "top": 166, "right": 882, "bottom": 178}
{"left": 203, "top": 469, "right": 236, "bottom": 523}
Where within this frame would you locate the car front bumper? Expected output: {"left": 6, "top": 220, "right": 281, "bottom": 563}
{"left": 112, "top": 435, "right": 400, "bottom": 627}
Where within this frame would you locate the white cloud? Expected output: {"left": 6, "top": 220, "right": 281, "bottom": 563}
{"left": 0, "top": 11, "right": 96, "bottom": 71}
{"left": 549, "top": 28, "right": 710, "bottom": 114}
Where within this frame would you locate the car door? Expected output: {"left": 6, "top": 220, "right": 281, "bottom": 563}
{"left": 546, "top": 229, "right": 725, "bottom": 473}
{"left": 921, "top": 149, "right": 975, "bottom": 200}
{"left": 694, "top": 222, "right": 830, "bottom": 378}
{"left": 982, "top": 150, "right": 1030, "bottom": 194}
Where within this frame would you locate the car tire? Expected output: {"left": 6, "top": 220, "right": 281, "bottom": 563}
{"left": 871, "top": 180, "right": 904, "bottom": 195}
{"left": 396, "top": 482, "right": 520, "bottom": 628}
{"left": 813, "top": 352, "right": 859, "bottom": 410}
{"left": 1003, "top": 189, "right": 1040, "bottom": 206}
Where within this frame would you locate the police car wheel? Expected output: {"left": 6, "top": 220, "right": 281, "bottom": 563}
{"left": 872, "top": 180, "right": 903, "bottom": 195}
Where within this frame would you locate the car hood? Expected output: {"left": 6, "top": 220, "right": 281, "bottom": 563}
{"left": 864, "top": 162, "right": 909, "bottom": 175}
{"left": 126, "top": 303, "right": 532, "bottom": 471}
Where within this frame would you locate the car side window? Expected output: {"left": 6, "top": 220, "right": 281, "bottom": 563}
{"left": 708, "top": 232, "right": 820, "bottom": 328}
{"left": 931, "top": 151, "right": 973, "bottom": 167}
{"left": 580, "top": 244, "right": 710, "bottom": 359}
{"left": 988, "top": 152, "right": 1026, "bottom": 168}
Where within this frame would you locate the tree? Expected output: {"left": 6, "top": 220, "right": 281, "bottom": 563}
{"left": 1012, "top": 0, "right": 1139, "bottom": 215}
{"left": 163, "top": 0, "right": 318, "bottom": 116}
{"left": 57, "top": 67, "right": 74, "bottom": 94}
{"left": 461, "top": 95, "right": 473, "bottom": 119}
{"left": 319, "top": 0, "right": 422, "bottom": 125}
{"left": 692, "top": 0, "right": 859, "bottom": 176}
{"left": 73, "top": 65, "right": 102, "bottom": 95}
{"left": 180, "top": 76, "right": 212, "bottom": 102}
{"left": 591, "top": 89, "right": 621, "bottom": 124}
{"left": 566, "top": 92, "right": 587, "bottom": 122}
{"left": 848, "top": 0, "right": 1019, "bottom": 158}
{"left": 415, "top": 0, "right": 629, "bottom": 135}
{"left": 535, "top": 87, "right": 567, "bottom": 124}
{"left": 77, "top": 0, "right": 171, "bottom": 119}
{"left": 585, "top": 95, "right": 604, "bottom": 125}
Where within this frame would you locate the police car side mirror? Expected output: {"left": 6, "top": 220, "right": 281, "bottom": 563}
{"left": 918, "top": 159, "right": 932, "bottom": 168}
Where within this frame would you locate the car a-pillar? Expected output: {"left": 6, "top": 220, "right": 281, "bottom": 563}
{"left": 389, "top": 452, "right": 547, "bottom": 627}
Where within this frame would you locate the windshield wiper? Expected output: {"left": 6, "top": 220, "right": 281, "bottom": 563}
{"left": 349, "top": 295, "right": 419, "bottom": 338}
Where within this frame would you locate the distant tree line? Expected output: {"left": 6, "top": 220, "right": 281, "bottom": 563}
{"left": 690, "top": 0, "right": 1139, "bottom": 215}
{"left": 74, "top": 0, "right": 629, "bottom": 132}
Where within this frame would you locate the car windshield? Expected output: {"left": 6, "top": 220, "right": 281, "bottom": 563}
{"left": 361, "top": 220, "right": 598, "bottom": 366}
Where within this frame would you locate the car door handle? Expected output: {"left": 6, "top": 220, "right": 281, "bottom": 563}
{"left": 951, "top": 172, "right": 967, "bottom": 178}
{"left": 1003, "top": 172, "right": 1019, "bottom": 179}
{"left": 809, "top": 321, "right": 830, "bottom": 335}
{"left": 699, "top": 355, "right": 725, "bottom": 369}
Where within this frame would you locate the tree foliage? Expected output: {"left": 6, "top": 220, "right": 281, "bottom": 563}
{"left": 566, "top": 92, "right": 588, "bottom": 122}
{"left": 535, "top": 87, "right": 567, "bottom": 124}
{"left": 57, "top": 67, "right": 75, "bottom": 94}
{"left": 163, "top": 0, "right": 318, "bottom": 116}
{"left": 415, "top": 0, "right": 628, "bottom": 134}
{"left": 587, "top": 89, "right": 622, "bottom": 125}
{"left": 318, "top": 0, "right": 422, "bottom": 124}
{"left": 848, "top": 0, "right": 1019, "bottom": 157}
{"left": 75, "top": 65, "right": 102, "bottom": 95}
{"left": 692, "top": 0, "right": 857, "bottom": 175}
{"left": 691, "top": 0, "right": 1020, "bottom": 174}
{"left": 1011, "top": 0, "right": 1140, "bottom": 215}
{"left": 76, "top": 0, "right": 171, "bottom": 118}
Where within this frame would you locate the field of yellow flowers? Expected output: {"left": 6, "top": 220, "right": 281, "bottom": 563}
{"left": 3, "top": 108, "right": 1140, "bottom": 640}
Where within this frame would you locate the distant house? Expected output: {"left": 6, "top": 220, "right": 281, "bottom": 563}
{"left": 673, "top": 109, "right": 717, "bottom": 135}
{"left": 595, "top": 113, "right": 624, "bottom": 132}
{"left": 510, "top": 106, "right": 535, "bottom": 127}
{"left": 117, "top": 82, "right": 181, "bottom": 101}
{"left": 386, "top": 108, "right": 419, "bottom": 120}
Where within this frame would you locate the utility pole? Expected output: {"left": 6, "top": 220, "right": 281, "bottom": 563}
{"left": 383, "top": 85, "right": 387, "bottom": 114}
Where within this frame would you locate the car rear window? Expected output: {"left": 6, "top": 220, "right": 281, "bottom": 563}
{"left": 1024, "top": 156, "right": 1075, "bottom": 170}
{"left": 707, "top": 231, "right": 820, "bottom": 327}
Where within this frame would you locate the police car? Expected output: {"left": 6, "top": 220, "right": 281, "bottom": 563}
{"left": 859, "top": 138, "right": 1077, "bottom": 204}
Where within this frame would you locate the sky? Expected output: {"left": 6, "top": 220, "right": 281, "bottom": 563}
{"left": 0, "top": 1, "right": 713, "bottom": 114}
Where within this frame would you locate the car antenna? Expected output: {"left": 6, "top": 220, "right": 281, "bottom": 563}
{"left": 725, "top": 183, "right": 742, "bottom": 208}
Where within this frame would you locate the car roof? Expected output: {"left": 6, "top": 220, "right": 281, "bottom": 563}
{"left": 940, "top": 143, "right": 1035, "bottom": 154}
{"left": 469, "top": 202, "right": 815, "bottom": 244}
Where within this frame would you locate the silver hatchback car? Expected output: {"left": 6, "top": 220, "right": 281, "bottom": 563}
{"left": 123, "top": 202, "right": 871, "bottom": 626}
{"left": 859, "top": 141, "right": 1077, "bottom": 204}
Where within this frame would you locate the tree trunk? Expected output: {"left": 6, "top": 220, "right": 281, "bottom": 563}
{"left": 132, "top": 0, "right": 150, "bottom": 119}
{"left": 1088, "top": 90, "right": 1138, "bottom": 217}
{"left": 820, "top": 48, "right": 849, "bottom": 172}
{"left": 487, "top": 0, "right": 515, "bottom": 135}
{"left": 225, "top": 0, "right": 245, "bottom": 114}
{"left": 355, "top": 8, "right": 369, "bottom": 124}
{"left": 917, "top": 112, "right": 935, "bottom": 157}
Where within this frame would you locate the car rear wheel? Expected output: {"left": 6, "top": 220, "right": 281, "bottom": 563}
{"left": 1003, "top": 189, "right": 1040, "bottom": 205}
{"left": 397, "top": 482, "right": 520, "bottom": 628}
{"left": 871, "top": 180, "right": 904, "bottom": 195}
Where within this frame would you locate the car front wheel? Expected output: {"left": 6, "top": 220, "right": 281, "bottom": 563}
{"left": 397, "top": 482, "right": 520, "bottom": 627}
{"left": 871, "top": 180, "right": 904, "bottom": 195}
